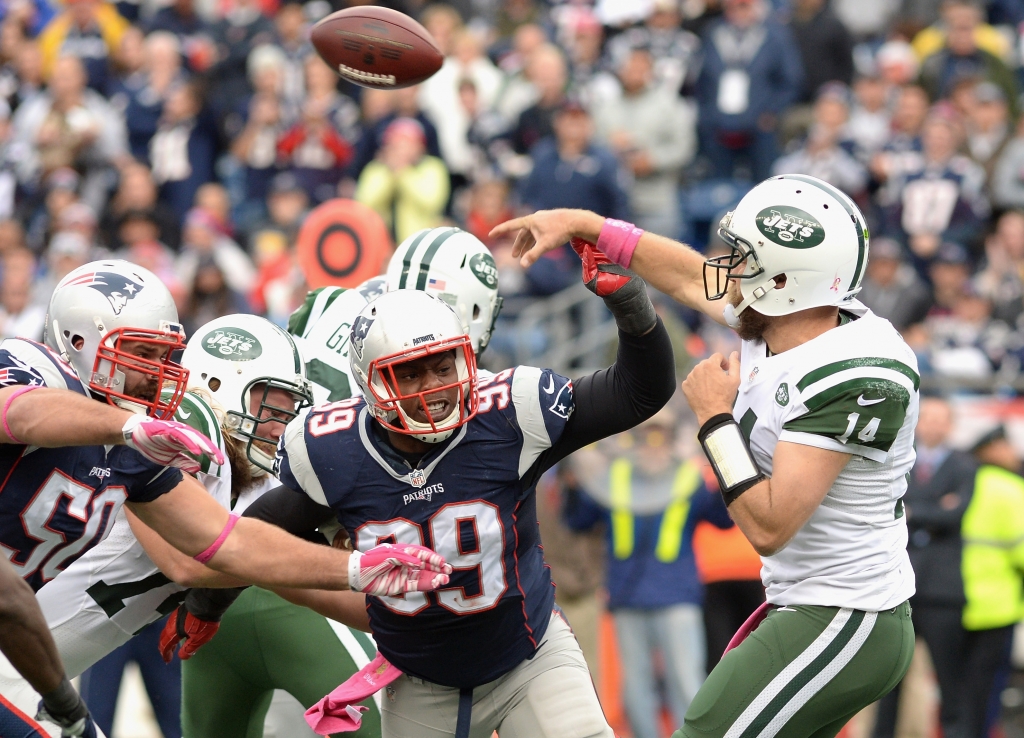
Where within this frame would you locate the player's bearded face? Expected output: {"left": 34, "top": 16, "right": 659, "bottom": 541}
{"left": 389, "top": 351, "right": 461, "bottom": 424}
{"left": 119, "top": 340, "right": 165, "bottom": 402}
{"left": 727, "top": 277, "right": 773, "bottom": 342}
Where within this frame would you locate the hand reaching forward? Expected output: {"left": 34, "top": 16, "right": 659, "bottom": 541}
{"left": 681, "top": 352, "right": 742, "bottom": 426}
{"left": 489, "top": 209, "right": 603, "bottom": 268}
{"left": 122, "top": 415, "right": 226, "bottom": 474}
{"left": 349, "top": 543, "right": 452, "bottom": 597}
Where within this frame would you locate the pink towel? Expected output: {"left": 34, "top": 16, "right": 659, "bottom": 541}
{"left": 723, "top": 601, "right": 774, "bottom": 656}
{"left": 305, "top": 653, "right": 404, "bottom": 734}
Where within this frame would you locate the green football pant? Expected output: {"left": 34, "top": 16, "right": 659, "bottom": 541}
{"left": 181, "top": 587, "right": 380, "bottom": 738}
{"left": 674, "top": 602, "right": 914, "bottom": 738}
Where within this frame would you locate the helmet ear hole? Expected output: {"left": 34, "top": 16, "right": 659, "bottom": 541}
{"left": 774, "top": 274, "right": 788, "bottom": 288}
{"left": 208, "top": 377, "right": 221, "bottom": 392}
{"left": 70, "top": 335, "right": 85, "bottom": 350}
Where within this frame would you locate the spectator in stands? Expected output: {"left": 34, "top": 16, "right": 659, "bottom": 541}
{"left": 145, "top": 0, "right": 214, "bottom": 74}
{"left": 871, "top": 84, "right": 930, "bottom": 197}
{"left": 230, "top": 79, "right": 283, "bottom": 226}
{"left": 875, "top": 397, "right": 976, "bottom": 738}
{"left": 181, "top": 253, "right": 253, "bottom": 339}
{"left": 886, "top": 105, "right": 988, "bottom": 267}
{"left": 11, "top": 54, "right": 126, "bottom": 203}
{"left": 962, "top": 427, "right": 1024, "bottom": 738}
{"left": 273, "top": 0, "right": 309, "bottom": 117}
{"left": 464, "top": 178, "right": 514, "bottom": 248}
{"left": 54, "top": 200, "right": 98, "bottom": 245}
{"left": 918, "top": 0, "right": 1017, "bottom": 115}
{"left": 277, "top": 97, "right": 352, "bottom": 205}
{"left": 512, "top": 44, "right": 569, "bottom": 156}
{"left": 34, "top": 230, "right": 93, "bottom": 304}
{"left": 246, "top": 171, "right": 307, "bottom": 245}
{"left": 23, "top": 166, "right": 81, "bottom": 252}
{"left": 356, "top": 117, "right": 449, "bottom": 243}
{"left": 974, "top": 210, "right": 1024, "bottom": 326}
{"left": 991, "top": 115, "right": 1024, "bottom": 210}
{"left": 858, "top": 237, "right": 933, "bottom": 332}
{"left": 351, "top": 85, "right": 441, "bottom": 180}
{"left": 562, "top": 9, "right": 616, "bottom": 108}
{"left": 111, "top": 31, "right": 185, "bottom": 165}
{"left": 176, "top": 207, "right": 255, "bottom": 297}
{"left": 772, "top": 83, "right": 868, "bottom": 196}
{"left": 965, "top": 82, "right": 1011, "bottom": 189}
{"left": 492, "top": 23, "right": 547, "bottom": 124}
{"left": 593, "top": 44, "right": 695, "bottom": 238}
{"left": 222, "top": 43, "right": 286, "bottom": 145}
{"left": 37, "top": 0, "right": 128, "bottom": 92}
{"left": 303, "top": 54, "right": 360, "bottom": 147}
{"left": 100, "top": 162, "right": 179, "bottom": 250}
{"left": 7, "top": 40, "right": 45, "bottom": 113}
{"left": 420, "top": 27, "right": 504, "bottom": 187}
{"left": 518, "top": 98, "right": 629, "bottom": 295}
{"left": 0, "top": 256, "right": 44, "bottom": 339}
{"left": 847, "top": 72, "right": 893, "bottom": 162}
{"left": 420, "top": 3, "right": 461, "bottom": 59}
{"left": 787, "top": 0, "right": 853, "bottom": 104}
{"left": 695, "top": 0, "right": 803, "bottom": 181}
{"left": 913, "top": 0, "right": 1013, "bottom": 69}
{"left": 460, "top": 78, "right": 514, "bottom": 183}
{"left": 606, "top": 0, "right": 701, "bottom": 96}
{"left": 207, "top": 0, "right": 276, "bottom": 117}
{"left": 563, "top": 409, "right": 719, "bottom": 738}
{"left": 150, "top": 80, "right": 217, "bottom": 221}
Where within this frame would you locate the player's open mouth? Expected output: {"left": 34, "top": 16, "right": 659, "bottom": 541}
{"left": 424, "top": 399, "right": 450, "bottom": 420}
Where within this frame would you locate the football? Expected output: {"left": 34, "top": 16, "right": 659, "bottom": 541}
{"left": 310, "top": 7, "right": 443, "bottom": 90}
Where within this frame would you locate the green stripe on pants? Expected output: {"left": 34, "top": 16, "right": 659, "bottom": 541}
{"left": 675, "top": 602, "right": 913, "bottom": 738}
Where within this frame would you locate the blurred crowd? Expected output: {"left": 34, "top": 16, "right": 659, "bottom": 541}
{"left": 8, "top": 0, "right": 1024, "bottom": 386}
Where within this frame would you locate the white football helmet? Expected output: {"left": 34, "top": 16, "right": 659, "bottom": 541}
{"left": 44, "top": 260, "right": 188, "bottom": 418}
{"left": 706, "top": 174, "right": 870, "bottom": 320}
{"left": 385, "top": 227, "right": 502, "bottom": 355}
{"left": 181, "top": 314, "right": 313, "bottom": 473}
{"left": 349, "top": 290, "right": 478, "bottom": 444}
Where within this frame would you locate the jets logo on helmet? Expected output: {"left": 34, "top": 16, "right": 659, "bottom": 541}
{"left": 203, "top": 329, "right": 263, "bottom": 360}
{"left": 754, "top": 206, "right": 826, "bottom": 248}
{"left": 62, "top": 271, "right": 145, "bottom": 316}
{"left": 350, "top": 316, "right": 374, "bottom": 361}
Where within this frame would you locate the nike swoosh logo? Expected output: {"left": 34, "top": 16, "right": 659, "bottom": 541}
{"left": 543, "top": 376, "right": 555, "bottom": 394}
{"left": 857, "top": 395, "right": 885, "bottom": 406}
{"left": 177, "top": 408, "right": 191, "bottom": 419}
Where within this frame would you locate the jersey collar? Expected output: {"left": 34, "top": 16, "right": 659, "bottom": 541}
{"left": 358, "top": 406, "right": 467, "bottom": 487}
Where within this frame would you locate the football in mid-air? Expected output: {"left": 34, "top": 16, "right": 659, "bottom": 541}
{"left": 311, "top": 7, "right": 443, "bottom": 90}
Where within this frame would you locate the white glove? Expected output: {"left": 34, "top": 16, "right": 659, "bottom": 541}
{"left": 122, "top": 415, "right": 225, "bottom": 474}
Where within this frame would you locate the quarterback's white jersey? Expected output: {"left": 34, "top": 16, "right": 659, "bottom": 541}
{"left": 735, "top": 304, "right": 918, "bottom": 611}
{"left": 289, "top": 285, "right": 385, "bottom": 405}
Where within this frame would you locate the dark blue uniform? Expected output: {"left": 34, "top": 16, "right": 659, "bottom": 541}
{"left": 278, "top": 366, "right": 575, "bottom": 688}
{"left": 0, "top": 339, "right": 182, "bottom": 592}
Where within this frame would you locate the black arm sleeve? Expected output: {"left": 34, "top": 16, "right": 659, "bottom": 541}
{"left": 240, "top": 484, "right": 338, "bottom": 535}
{"left": 522, "top": 317, "right": 676, "bottom": 489}
{"left": 183, "top": 486, "right": 338, "bottom": 621}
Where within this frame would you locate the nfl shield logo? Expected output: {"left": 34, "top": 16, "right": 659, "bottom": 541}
{"left": 409, "top": 469, "right": 426, "bottom": 487}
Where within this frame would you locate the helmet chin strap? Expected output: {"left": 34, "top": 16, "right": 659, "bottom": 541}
{"left": 724, "top": 278, "right": 778, "bottom": 327}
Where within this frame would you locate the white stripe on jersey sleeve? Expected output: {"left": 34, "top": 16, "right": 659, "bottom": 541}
{"left": 283, "top": 407, "right": 329, "bottom": 506}
{"left": 303, "top": 287, "right": 344, "bottom": 339}
{"left": 1, "top": 338, "right": 74, "bottom": 391}
{"left": 511, "top": 366, "right": 552, "bottom": 479}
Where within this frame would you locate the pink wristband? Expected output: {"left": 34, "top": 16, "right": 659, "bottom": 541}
{"left": 194, "top": 514, "right": 240, "bottom": 564}
{"left": 3, "top": 385, "right": 41, "bottom": 445}
{"left": 597, "top": 219, "right": 644, "bottom": 268}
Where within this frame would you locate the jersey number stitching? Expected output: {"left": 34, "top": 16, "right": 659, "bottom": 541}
{"left": 309, "top": 398, "right": 361, "bottom": 437}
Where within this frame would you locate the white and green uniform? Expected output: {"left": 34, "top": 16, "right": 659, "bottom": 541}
{"left": 0, "top": 392, "right": 228, "bottom": 735}
{"left": 675, "top": 305, "right": 917, "bottom": 738}
{"left": 288, "top": 284, "right": 382, "bottom": 404}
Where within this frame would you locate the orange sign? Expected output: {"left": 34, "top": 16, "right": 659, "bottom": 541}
{"left": 296, "top": 199, "right": 391, "bottom": 288}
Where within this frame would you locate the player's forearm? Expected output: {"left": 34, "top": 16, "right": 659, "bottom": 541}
{"left": 0, "top": 386, "right": 128, "bottom": 446}
{"left": 725, "top": 480, "right": 805, "bottom": 556}
{"left": 272, "top": 587, "right": 372, "bottom": 632}
{"left": 205, "top": 517, "right": 354, "bottom": 590}
{"left": 0, "top": 559, "right": 65, "bottom": 694}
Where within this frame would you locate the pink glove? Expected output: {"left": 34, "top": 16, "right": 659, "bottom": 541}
{"left": 122, "top": 415, "right": 225, "bottom": 474}
{"left": 305, "top": 652, "right": 403, "bottom": 734}
{"left": 348, "top": 543, "right": 452, "bottom": 596}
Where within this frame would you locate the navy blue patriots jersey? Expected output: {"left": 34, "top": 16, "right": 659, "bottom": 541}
{"left": 0, "top": 339, "right": 182, "bottom": 591}
{"left": 278, "top": 366, "right": 575, "bottom": 688}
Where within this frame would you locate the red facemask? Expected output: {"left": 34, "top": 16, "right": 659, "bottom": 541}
{"left": 366, "top": 336, "right": 479, "bottom": 437}
{"left": 90, "top": 326, "right": 190, "bottom": 420}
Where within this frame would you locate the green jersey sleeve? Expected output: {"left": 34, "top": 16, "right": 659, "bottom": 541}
{"left": 288, "top": 287, "right": 347, "bottom": 338}
{"left": 781, "top": 358, "right": 920, "bottom": 462}
{"left": 163, "top": 391, "right": 225, "bottom": 476}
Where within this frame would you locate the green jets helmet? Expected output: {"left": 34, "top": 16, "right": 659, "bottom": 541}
{"left": 385, "top": 227, "right": 502, "bottom": 354}
{"left": 182, "top": 314, "right": 313, "bottom": 474}
{"left": 706, "top": 174, "right": 870, "bottom": 322}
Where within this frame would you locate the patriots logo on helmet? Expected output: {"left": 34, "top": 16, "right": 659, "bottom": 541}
{"left": 64, "top": 272, "right": 145, "bottom": 315}
{"left": 350, "top": 316, "right": 374, "bottom": 360}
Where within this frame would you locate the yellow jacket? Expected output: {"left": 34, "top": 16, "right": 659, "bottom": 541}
{"left": 961, "top": 464, "right": 1024, "bottom": 630}
{"left": 913, "top": 23, "right": 1012, "bottom": 63}
{"left": 38, "top": 4, "right": 129, "bottom": 80}
{"left": 356, "top": 156, "right": 449, "bottom": 244}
